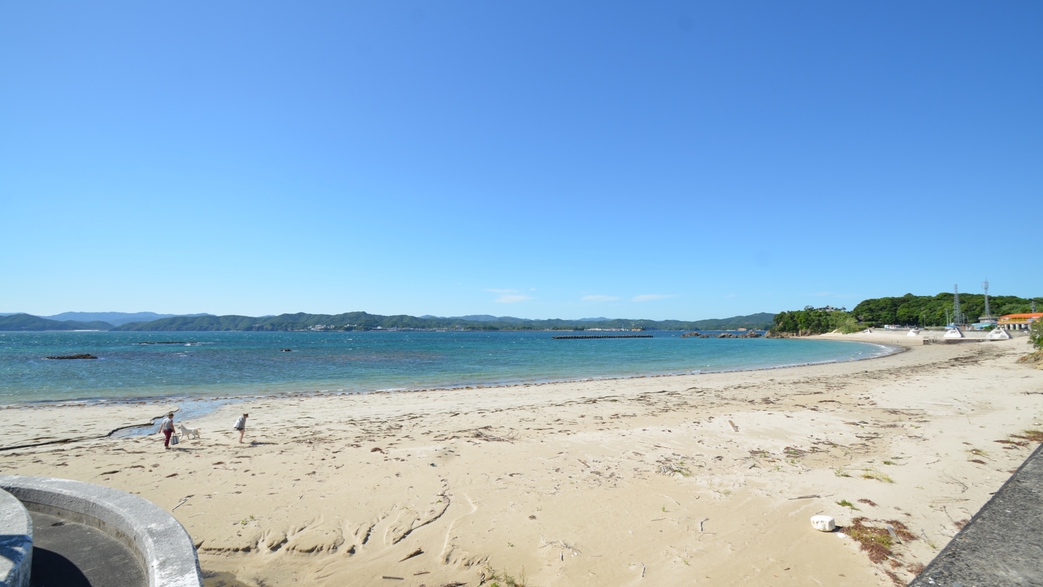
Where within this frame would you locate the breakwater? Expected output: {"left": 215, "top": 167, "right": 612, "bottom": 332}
{"left": 551, "top": 334, "right": 654, "bottom": 340}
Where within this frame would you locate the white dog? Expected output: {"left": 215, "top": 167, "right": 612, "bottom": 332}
{"left": 177, "top": 423, "right": 201, "bottom": 440}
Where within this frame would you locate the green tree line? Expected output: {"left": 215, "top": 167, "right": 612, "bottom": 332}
{"left": 771, "top": 307, "right": 861, "bottom": 335}
{"left": 771, "top": 293, "right": 1041, "bottom": 335}
{"left": 851, "top": 293, "right": 1040, "bottom": 327}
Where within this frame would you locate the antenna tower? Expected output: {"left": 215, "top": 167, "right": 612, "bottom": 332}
{"left": 953, "top": 284, "right": 962, "bottom": 326}
{"left": 983, "top": 280, "right": 991, "bottom": 318}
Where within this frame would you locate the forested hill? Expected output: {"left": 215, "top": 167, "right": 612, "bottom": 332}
{"left": 770, "top": 292, "right": 1041, "bottom": 335}
{"left": 111, "top": 311, "right": 777, "bottom": 332}
{"left": 0, "top": 314, "right": 114, "bottom": 331}
{"left": 851, "top": 293, "right": 1039, "bottom": 326}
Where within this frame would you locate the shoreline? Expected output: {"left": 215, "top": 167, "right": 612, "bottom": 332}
{"left": 2, "top": 334, "right": 1040, "bottom": 586}
{"left": 2, "top": 339, "right": 902, "bottom": 442}
{"left": 0, "top": 338, "right": 899, "bottom": 411}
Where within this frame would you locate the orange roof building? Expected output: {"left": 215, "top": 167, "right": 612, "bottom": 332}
{"left": 998, "top": 313, "right": 1043, "bottom": 330}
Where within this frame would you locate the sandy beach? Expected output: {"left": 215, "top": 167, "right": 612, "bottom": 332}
{"left": 2, "top": 333, "right": 1042, "bottom": 586}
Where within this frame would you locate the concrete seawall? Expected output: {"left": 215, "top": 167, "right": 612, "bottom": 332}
{"left": 911, "top": 442, "right": 1043, "bottom": 586}
{"left": 0, "top": 476, "right": 202, "bottom": 587}
{"left": 0, "top": 488, "right": 32, "bottom": 587}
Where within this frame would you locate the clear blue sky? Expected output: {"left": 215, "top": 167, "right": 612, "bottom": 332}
{"left": 2, "top": 2, "right": 1040, "bottom": 320}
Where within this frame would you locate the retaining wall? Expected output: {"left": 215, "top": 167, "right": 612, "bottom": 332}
{"left": 0, "top": 488, "right": 32, "bottom": 587}
{"left": 910, "top": 442, "right": 1043, "bottom": 586}
{"left": 0, "top": 475, "right": 202, "bottom": 587}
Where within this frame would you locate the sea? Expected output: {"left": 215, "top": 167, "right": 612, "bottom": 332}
{"left": 0, "top": 330, "right": 893, "bottom": 406}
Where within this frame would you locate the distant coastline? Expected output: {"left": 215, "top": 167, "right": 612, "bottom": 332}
{"left": 0, "top": 311, "right": 775, "bottom": 333}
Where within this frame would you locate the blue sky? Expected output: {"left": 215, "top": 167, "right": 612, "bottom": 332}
{"left": 1, "top": 2, "right": 1040, "bottom": 320}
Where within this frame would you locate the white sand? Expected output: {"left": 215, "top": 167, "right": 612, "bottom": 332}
{"left": 2, "top": 334, "right": 1042, "bottom": 586}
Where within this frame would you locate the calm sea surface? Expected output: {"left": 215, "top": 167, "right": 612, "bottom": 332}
{"left": 0, "top": 331, "right": 892, "bottom": 405}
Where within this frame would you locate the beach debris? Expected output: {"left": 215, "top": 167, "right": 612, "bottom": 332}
{"left": 655, "top": 457, "right": 691, "bottom": 477}
{"left": 789, "top": 494, "right": 821, "bottom": 500}
{"left": 540, "top": 536, "right": 580, "bottom": 559}
{"left": 630, "top": 562, "right": 646, "bottom": 578}
{"left": 381, "top": 576, "right": 404, "bottom": 581}
{"left": 885, "top": 524, "right": 899, "bottom": 544}
{"left": 399, "top": 547, "right": 424, "bottom": 562}
{"left": 472, "top": 428, "right": 513, "bottom": 443}
{"left": 1012, "top": 429, "right": 1043, "bottom": 443}
{"left": 172, "top": 495, "right": 193, "bottom": 511}
{"left": 371, "top": 447, "right": 384, "bottom": 453}
{"left": 843, "top": 517, "right": 917, "bottom": 564}
{"left": 44, "top": 354, "right": 97, "bottom": 360}
{"left": 811, "top": 515, "right": 836, "bottom": 532}
{"left": 699, "top": 517, "right": 709, "bottom": 532}
{"left": 658, "top": 493, "right": 681, "bottom": 505}
{"left": 728, "top": 420, "right": 739, "bottom": 432}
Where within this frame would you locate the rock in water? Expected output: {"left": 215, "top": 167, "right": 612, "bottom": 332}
{"left": 45, "top": 354, "right": 98, "bottom": 360}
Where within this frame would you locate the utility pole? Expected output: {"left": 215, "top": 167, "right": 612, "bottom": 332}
{"left": 983, "top": 280, "right": 991, "bottom": 318}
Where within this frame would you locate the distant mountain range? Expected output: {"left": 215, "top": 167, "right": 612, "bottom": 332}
{"left": 0, "top": 314, "right": 116, "bottom": 331}
{"left": 42, "top": 312, "right": 212, "bottom": 326}
{"left": 0, "top": 311, "right": 775, "bottom": 332}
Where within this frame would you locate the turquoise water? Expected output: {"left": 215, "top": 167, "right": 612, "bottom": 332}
{"left": 0, "top": 331, "right": 891, "bottom": 404}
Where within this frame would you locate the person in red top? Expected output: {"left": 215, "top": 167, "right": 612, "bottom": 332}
{"left": 158, "top": 412, "right": 175, "bottom": 449}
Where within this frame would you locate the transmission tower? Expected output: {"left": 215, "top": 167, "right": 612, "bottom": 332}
{"left": 953, "top": 284, "right": 962, "bottom": 326}
{"left": 983, "top": 280, "right": 991, "bottom": 318}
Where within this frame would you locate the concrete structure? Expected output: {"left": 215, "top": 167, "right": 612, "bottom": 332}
{"left": 0, "top": 476, "right": 203, "bottom": 587}
{"left": 30, "top": 509, "right": 147, "bottom": 587}
{"left": 987, "top": 327, "right": 1012, "bottom": 340}
{"left": 911, "top": 442, "right": 1043, "bottom": 586}
{"left": 998, "top": 312, "right": 1043, "bottom": 331}
{"left": 0, "top": 489, "right": 32, "bottom": 587}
